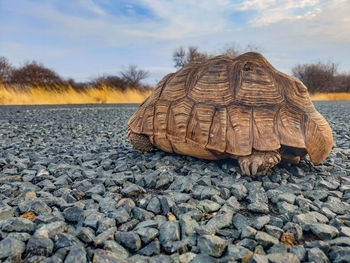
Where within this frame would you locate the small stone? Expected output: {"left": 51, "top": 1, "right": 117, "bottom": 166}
{"left": 97, "top": 217, "right": 116, "bottom": 234}
{"left": 0, "top": 204, "right": 14, "bottom": 220}
{"left": 269, "top": 216, "right": 284, "bottom": 228}
{"left": 54, "top": 233, "right": 81, "bottom": 251}
{"left": 307, "top": 223, "right": 339, "bottom": 240}
{"left": 94, "top": 227, "right": 117, "bottom": 246}
{"left": 86, "top": 184, "right": 105, "bottom": 196}
{"left": 84, "top": 212, "right": 104, "bottom": 229}
{"left": 225, "top": 196, "right": 241, "bottom": 212}
{"left": 255, "top": 231, "right": 279, "bottom": 248}
{"left": 237, "top": 238, "right": 256, "bottom": 251}
{"left": 178, "top": 252, "right": 197, "bottom": 263}
{"left": 0, "top": 237, "right": 25, "bottom": 260}
{"left": 134, "top": 220, "right": 159, "bottom": 230}
{"left": 198, "top": 234, "right": 228, "bottom": 258}
{"left": 329, "top": 247, "right": 350, "bottom": 263}
{"left": 76, "top": 227, "right": 95, "bottom": 244}
{"left": 132, "top": 207, "right": 154, "bottom": 221}
{"left": 191, "top": 254, "right": 218, "bottom": 263}
{"left": 340, "top": 226, "right": 350, "bottom": 237}
{"left": 241, "top": 226, "right": 257, "bottom": 239}
{"left": 195, "top": 225, "right": 216, "bottom": 235}
{"left": 327, "top": 237, "right": 350, "bottom": 246}
{"left": 159, "top": 221, "right": 180, "bottom": 244}
{"left": 162, "top": 240, "right": 188, "bottom": 254}
{"left": 321, "top": 207, "right": 337, "bottom": 220}
{"left": 248, "top": 202, "right": 269, "bottom": 213}
{"left": 305, "top": 240, "right": 330, "bottom": 251}
{"left": 265, "top": 225, "right": 283, "bottom": 239}
{"left": 135, "top": 227, "right": 159, "bottom": 244}
{"left": 293, "top": 211, "right": 328, "bottom": 225}
{"left": 289, "top": 245, "right": 306, "bottom": 261}
{"left": 34, "top": 221, "right": 67, "bottom": 239}
{"left": 226, "top": 244, "right": 253, "bottom": 261}
{"left": 278, "top": 193, "right": 296, "bottom": 204}
{"left": 267, "top": 253, "right": 300, "bottom": 263}
{"left": 2, "top": 217, "right": 35, "bottom": 233}
{"left": 121, "top": 184, "right": 145, "bottom": 197}
{"left": 92, "top": 249, "right": 127, "bottom": 263}
{"left": 197, "top": 199, "right": 221, "bottom": 213}
{"left": 103, "top": 240, "right": 129, "bottom": 259}
{"left": 230, "top": 184, "right": 248, "bottom": 200}
{"left": 137, "top": 240, "right": 160, "bottom": 256}
{"left": 63, "top": 206, "right": 84, "bottom": 223}
{"left": 280, "top": 232, "right": 296, "bottom": 248}
{"left": 6, "top": 232, "right": 31, "bottom": 242}
{"left": 277, "top": 202, "right": 298, "bottom": 214}
{"left": 146, "top": 197, "right": 161, "bottom": 214}
{"left": 64, "top": 246, "right": 86, "bottom": 263}
{"left": 207, "top": 212, "right": 233, "bottom": 230}
{"left": 304, "top": 190, "right": 329, "bottom": 200}
{"left": 114, "top": 207, "right": 130, "bottom": 224}
{"left": 308, "top": 247, "right": 329, "bottom": 263}
{"left": 251, "top": 215, "right": 270, "bottom": 230}
{"left": 26, "top": 237, "right": 54, "bottom": 257}
{"left": 267, "top": 243, "right": 288, "bottom": 254}
{"left": 233, "top": 213, "right": 250, "bottom": 231}
{"left": 249, "top": 254, "right": 268, "bottom": 263}
{"left": 115, "top": 231, "right": 141, "bottom": 252}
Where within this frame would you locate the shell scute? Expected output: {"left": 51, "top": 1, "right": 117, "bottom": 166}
{"left": 167, "top": 98, "right": 194, "bottom": 142}
{"left": 277, "top": 105, "right": 306, "bottom": 148}
{"left": 186, "top": 104, "right": 216, "bottom": 146}
{"left": 252, "top": 107, "right": 280, "bottom": 151}
{"left": 226, "top": 105, "right": 252, "bottom": 156}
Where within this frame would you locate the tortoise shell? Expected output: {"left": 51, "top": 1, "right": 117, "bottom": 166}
{"left": 128, "top": 52, "right": 333, "bottom": 164}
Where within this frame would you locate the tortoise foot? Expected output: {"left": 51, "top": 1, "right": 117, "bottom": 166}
{"left": 238, "top": 150, "right": 281, "bottom": 176}
{"left": 128, "top": 129, "right": 153, "bottom": 153}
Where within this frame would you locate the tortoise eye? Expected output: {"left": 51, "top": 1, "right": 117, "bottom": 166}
{"left": 243, "top": 62, "right": 253, "bottom": 71}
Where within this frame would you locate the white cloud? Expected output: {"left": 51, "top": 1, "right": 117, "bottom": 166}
{"left": 234, "top": 0, "right": 322, "bottom": 26}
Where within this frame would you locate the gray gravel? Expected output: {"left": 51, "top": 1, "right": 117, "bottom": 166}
{"left": 0, "top": 101, "right": 349, "bottom": 263}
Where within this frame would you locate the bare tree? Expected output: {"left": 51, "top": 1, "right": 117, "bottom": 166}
{"left": 0, "top": 56, "right": 13, "bottom": 83}
{"left": 11, "top": 61, "right": 63, "bottom": 89}
{"left": 120, "top": 65, "right": 150, "bottom": 87}
{"left": 173, "top": 47, "right": 187, "bottom": 68}
{"left": 173, "top": 46, "right": 210, "bottom": 68}
{"left": 292, "top": 62, "right": 338, "bottom": 93}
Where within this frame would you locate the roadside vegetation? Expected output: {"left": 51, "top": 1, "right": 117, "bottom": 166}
{"left": 0, "top": 57, "right": 151, "bottom": 104}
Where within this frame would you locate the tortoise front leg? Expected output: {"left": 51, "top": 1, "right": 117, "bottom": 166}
{"left": 238, "top": 150, "right": 281, "bottom": 176}
{"left": 128, "top": 129, "right": 153, "bottom": 153}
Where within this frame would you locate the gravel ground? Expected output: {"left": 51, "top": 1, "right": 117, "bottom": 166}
{"left": 0, "top": 101, "right": 349, "bottom": 263}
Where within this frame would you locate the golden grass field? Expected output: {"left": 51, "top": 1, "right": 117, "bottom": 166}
{"left": 309, "top": 92, "right": 350, "bottom": 101}
{"left": 0, "top": 84, "right": 152, "bottom": 105}
{"left": 0, "top": 84, "right": 349, "bottom": 105}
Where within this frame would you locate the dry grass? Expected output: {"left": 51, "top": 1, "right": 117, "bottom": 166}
{"left": 0, "top": 84, "right": 152, "bottom": 105}
{"left": 1, "top": 84, "right": 349, "bottom": 105}
{"left": 309, "top": 92, "right": 350, "bottom": 101}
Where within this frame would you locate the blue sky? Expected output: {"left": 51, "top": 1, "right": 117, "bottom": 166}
{"left": 1, "top": 0, "right": 349, "bottom": 85}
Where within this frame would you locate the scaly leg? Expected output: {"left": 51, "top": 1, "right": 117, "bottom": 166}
{"left": 238, "top": 150, "right": 281, "bottom": 176}
{"left": 128, "top": 129, "right": 153, "bottom": 153}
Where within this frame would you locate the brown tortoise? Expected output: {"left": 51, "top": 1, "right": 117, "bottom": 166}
{"left": 128, "top": 52, "right": 333, "bottom": 176}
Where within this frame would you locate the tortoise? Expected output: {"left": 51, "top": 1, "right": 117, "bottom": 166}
{"left": 128, "top": 52, "right": 333, "bottom": 176}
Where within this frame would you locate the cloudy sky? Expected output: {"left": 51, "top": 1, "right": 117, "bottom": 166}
{"left": 1, "top": 0, "right": 349, "bottom": 85}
